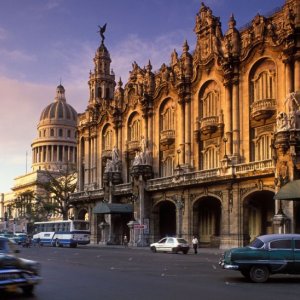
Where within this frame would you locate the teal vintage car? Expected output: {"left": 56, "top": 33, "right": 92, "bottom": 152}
{"left": 219, "top": 234, "right": 300, "bottom": 283}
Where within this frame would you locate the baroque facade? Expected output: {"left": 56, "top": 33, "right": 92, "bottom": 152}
{"left": 71, "top": 0, "right": 300, "bottom": 248}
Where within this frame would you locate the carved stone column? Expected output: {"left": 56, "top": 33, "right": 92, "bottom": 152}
{"left": 294, "top": 56, "right": 300, "bottom": 92}
{"left": 285, "top": 59, "right": 293, "bottom": 94}
{"left": 179, "top": 99, "right": 185, "bottom": 165}
{"left": 184, "top": 97, "right": 191, "bottom": 167}
{"left": 224, "top": 84, "right": 232, "bottom": 156}
{"left": 232, "top": 78, "right": 240, "bottom": 161}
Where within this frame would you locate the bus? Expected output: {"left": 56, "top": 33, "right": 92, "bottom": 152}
{"left": 32, "top": 220, "right": 90, "bottom": 248}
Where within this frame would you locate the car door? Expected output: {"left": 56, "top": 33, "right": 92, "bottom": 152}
{"left": 268, "top": 239, "right": 294, "bottom": 273}
{"left": 156, "top": 238, "right": 167, "bottom": 252}
{"left": 165, "top": 238, "right": 175, "bottom": 252}
{"left": 293, "top": 239, "right": 300, "bottom": 273}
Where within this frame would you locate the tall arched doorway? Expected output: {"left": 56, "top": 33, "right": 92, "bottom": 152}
{"left": 243, "top": 191, "right": 275, "bottom": 242}
{"left": 193, "top": 197, "right": 221, "bottom": 247}
{"left": 158, "top": 201, "right": 176, "bottom": 238}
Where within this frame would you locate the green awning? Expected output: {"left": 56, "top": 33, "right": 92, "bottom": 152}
{"left": 93, "top": 202, "right": 133, "bottom": 214}
{"left": 274, "top": 180, "right": 300, "bottom": 200}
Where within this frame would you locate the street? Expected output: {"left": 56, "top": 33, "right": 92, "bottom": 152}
{"left": 1, "top": 245, "right": 300, "bottom": 300}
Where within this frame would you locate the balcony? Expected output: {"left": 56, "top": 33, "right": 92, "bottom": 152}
{"left": 127, "top": 140, "right": 140, "bottom": 152}
{"left": 250, "top": 98, "right": 276, "bottom": 121}
{"left": 160, "top": 129, "right": 175, "bottom": 146}
{"left": 200, "top": 116, "right": 219, "bottom": 135}
{"left": 102, "top": 149, "right": 112, "bottom": 158}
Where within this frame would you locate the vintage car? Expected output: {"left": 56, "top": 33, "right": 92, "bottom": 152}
{"left": 219, "top": 234, "right": 300, "bottom": 283}
{"left": 0, "top": 237, "right": 42, "bottom": 295}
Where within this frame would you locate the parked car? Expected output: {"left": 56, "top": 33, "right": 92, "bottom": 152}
{"left": 13, "top": 233, "right": 28, "bottom": 245}
{"left": 150, "top": 237, "right": 190, "bottom": 254}
{"left": 0, "top": 237, "right": 42, "bottom": 295}
{"left": 219, "top": 233, "right": 300, "bottom": 283}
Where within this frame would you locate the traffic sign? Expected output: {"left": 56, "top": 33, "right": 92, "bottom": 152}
{"left": 133, "top": 224, "right": 146, "bottom": 229}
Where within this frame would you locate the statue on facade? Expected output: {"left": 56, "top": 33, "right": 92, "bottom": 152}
{"left": 112, "top": 145, "right": 120, "bottom": 164}
{"left": 276, "top": 112, "right": 289, "bottom": 132}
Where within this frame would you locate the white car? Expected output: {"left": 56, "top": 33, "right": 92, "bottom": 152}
{"left": 150, "top": 237, "right": 190, "bottom": 254}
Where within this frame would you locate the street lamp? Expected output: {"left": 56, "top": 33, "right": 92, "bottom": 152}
{"left": 223, "top": 137, "right": 228, "bottom": 159}
{"left": 176, "top": 148, "right": 181, "bottom": 168}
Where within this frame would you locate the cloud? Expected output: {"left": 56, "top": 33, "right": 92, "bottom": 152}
{"left": 0, "top": 49, "right": 36, "bottom": 62}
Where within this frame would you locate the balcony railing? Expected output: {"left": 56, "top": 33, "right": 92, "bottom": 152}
{"left": 70, "top": 160, "right": 274, "bottom": 198}
{"left": 250, "top": 98, "right": 276, "bottom": 121}
{"left": 235, "top": 159, "right": 274, "bottom": 173}
{"left": 160, "top": 129, "right": 175, "bottom": 146}
{"left": 200, "top": 116, "right": 220, "bottom": 135}
{"left": 127, "top": 140, "right": 141, "bottom": 152}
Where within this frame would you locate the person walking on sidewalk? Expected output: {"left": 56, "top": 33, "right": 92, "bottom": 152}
{"left": 123, "top": 235, "right": 128, "bottom": 247}
{"left": 192, "top": 236, "right": 199, "bottom": 254}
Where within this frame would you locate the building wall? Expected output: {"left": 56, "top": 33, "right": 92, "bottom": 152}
{"left": 73, "top": 0, "right": 300, "bottom": 248}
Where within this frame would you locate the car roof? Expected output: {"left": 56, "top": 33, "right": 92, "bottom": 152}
{"left": 257, "top": 234, "right": 300, "bottom": 243}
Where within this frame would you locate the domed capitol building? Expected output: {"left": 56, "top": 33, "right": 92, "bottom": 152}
{"left": 1, "top": 0, "right": 300, "bottom": 249}
{"left": 0, "top": 85, "right": 77, "bottom": 232}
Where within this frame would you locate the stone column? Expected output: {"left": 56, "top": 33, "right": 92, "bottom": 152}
{"left": 232, "top": 80, "right": 240, "bottom": 160}
{"left": 224, "top": 84, "right": 232, "bottom": 156}
{"left": 84, "top": 137, "right": 90, "bottom": 186}
{"left": 294, "top": 56, "right": 300, "bottom": 92}
{"left": 148, "top": 112, "right": 153, "bottom": 153}
{"left": 184, "top": 98, "right": 191, "bottom": 166}
{"left": 179, "top": 100, "right": 185, "bottom": 165}
{"left": 285, "top": 60, "right": 293, "bottom": 94}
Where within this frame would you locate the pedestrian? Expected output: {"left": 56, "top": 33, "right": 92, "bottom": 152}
{"left": 123, "top": 235, "right": 128, "bottom": 247}
{"left": 36, "top": 237, "right": 41, "bottom": 247}
{"left": 192, "top": 236, "right": 199, "bottom": 254}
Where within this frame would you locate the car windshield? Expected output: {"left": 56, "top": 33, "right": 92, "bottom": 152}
{"left": 248, "top": 238, "right": 264, "bottom": 249}
{"left": 177, "top": 238, "right": 188, "bottom": 244}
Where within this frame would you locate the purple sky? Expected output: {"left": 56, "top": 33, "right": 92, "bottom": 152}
{"left": 0, "top": 0, "right": 285, "bottom": 192}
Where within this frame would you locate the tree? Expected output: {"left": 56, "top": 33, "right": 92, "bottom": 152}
{"left": 37, "top": 165, "right": 77, "bottom": 220}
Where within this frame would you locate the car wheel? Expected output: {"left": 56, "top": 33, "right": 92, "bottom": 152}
{"left": 22, "top": 285, "right": 34, "bottom": 296}
{"left": 249, "top": 265, "right": 269, "bottom": 283}
{"left": 55, "top": 239, "right": 60, "bottom": 247}
{"left": 182, "top": 249, "right": 188, "bottom": 254}
{"left": 151, "top": 246, "right": 157, "bottom": 253}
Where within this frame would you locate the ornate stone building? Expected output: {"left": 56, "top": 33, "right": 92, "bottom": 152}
{"left": 0, "top": 85, "right": 78, "bottom": 231}
{"left": 71, "top": 0, "right": 300, "bottom": 248}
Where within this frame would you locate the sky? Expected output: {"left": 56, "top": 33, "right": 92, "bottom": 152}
{"left": 0, "top": 0, "right": 285, "bottom": 193}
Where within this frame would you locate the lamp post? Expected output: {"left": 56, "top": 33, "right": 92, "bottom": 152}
{"left": 223, "top": 137, "right": 228, "bottom": 159}
{"left": 176, "top": 148, "right": 181, "bottom": 168}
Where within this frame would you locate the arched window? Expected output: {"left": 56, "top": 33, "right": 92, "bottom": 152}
{"left": 202, "top": 91, "right": 219, "bottom": 118}
{"left": 203, "top": 146, "right": 219, "bottom": 170}
{"left": 103, "top": 129, "right": 113, "bottom": 151}
{"left": 162, "top": 107, "right": 174, "bottom": 131}
{"left": 252, "top": 70, "right": 275, "bottom": 102}
{"left": 255, "top": 133, "right": 272, "bottom": 161}
{"left": 59, "top": 129, "right": 63, "bottom": 137}
{"left": 129, "top": 119, "right": 141, "bottom": 141}
{"left": 162, "top": 156, "right": 174, "bottom": 177}
{"left": 50, "top": 128, "right": 54, "bottom": 137}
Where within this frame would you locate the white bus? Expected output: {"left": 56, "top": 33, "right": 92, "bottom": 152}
{"left": 32, "top": 220, "right": 90, "bottom": 248}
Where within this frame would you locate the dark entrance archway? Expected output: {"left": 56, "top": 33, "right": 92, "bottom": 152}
{"left": 243, "top": 191, "right": 275, "bottom": 243}
{"left": 193, "top": 197, "right": 221, "bottom": 247}
{"left": 159, "top": 201, "right": 176, "bottom": 238}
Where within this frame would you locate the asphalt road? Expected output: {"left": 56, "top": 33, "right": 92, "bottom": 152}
{"left": 2, "top": 245, "right": 300, "bottom": 300}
